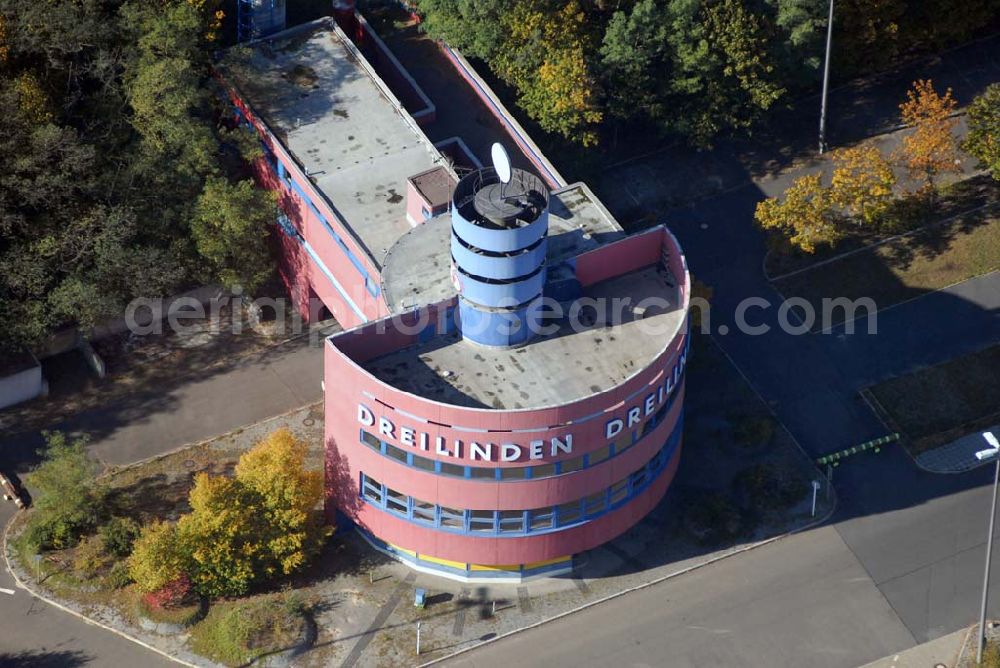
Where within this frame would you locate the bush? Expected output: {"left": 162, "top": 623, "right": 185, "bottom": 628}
{"left": 72, "top": 534, "right": 112, "bottom": 578}
{"left": 732, "top": 416, "right": 775, "bottom": 449}
{"left": 189, "top": 592, "right": 310, "bottom": 666}
{"left": 128, "top": 520, "right": 187, "bottom": 593}
{"left": 24, "top": 432, "right": 107, "bottom": 550}
{"left": 143, "top": 574, "right": 195, "bottom": 611}
{"left": 99, "top": 517, "right": 141, "bottom": 558}
{"left": 735, "top": 463, "right": 808, "bottom": 512}
{"left": 683, "top": 491, "right": 744, "bottom": 545}
{"left": 104, "top": 561, "right": 133, "bottom": 590}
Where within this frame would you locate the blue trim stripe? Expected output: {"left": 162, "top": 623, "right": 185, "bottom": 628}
{"left": 276, "top": 214, "right": 368, "bottom": 322}
{"left": 358, "top": 414, "right": 682, "bottom": 538}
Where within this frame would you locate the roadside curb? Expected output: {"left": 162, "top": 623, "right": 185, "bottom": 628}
{"left": 100, "top": 400, "right": 323, "bottom": 478}
{"left": 419, "top": 492, "right": 838, "bottom": 667}
{"left": 1, "top": 511, "right": 199, "bottom": 668}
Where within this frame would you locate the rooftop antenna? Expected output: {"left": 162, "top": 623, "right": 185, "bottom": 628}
{"left": 491, "top": 142, "right": 511, "bottom": 197}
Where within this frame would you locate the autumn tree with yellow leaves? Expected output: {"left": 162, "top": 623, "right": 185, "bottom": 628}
{"left": 755, "top": 173, "right": 841, "bottom": 254}
{"left": 830, "top": 143, "right": 896, "bottom": 225}
{"left": 897, "top": 79, "right": 961, "bottom": 192}
{"left": 128, "top": 429, "right": 329, "bottom": 598}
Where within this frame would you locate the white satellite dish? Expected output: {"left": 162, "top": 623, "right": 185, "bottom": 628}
{"left": 491, "top": 142, "right": 512, "bottom": 184}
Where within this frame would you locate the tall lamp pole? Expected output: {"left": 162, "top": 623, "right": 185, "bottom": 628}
{"left": 818, "top": 0, "right": 835, "bottom": 154}
{"left": 976, "top": 430, "right": 1000, "bottom": 664}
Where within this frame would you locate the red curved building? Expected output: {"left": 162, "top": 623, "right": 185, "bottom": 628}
{"left": 221, "top": 18, "right": 690, "bottom": 581}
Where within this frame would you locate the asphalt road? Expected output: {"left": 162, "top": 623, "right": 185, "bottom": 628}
{"left": 0, "top": 505, "right": 176, "bottom": 668}
{"left": 443, "top": 527, "right": 916, "bottom": 668}
{"left": 0, "top": 337, "right": 325, "bottom": 666}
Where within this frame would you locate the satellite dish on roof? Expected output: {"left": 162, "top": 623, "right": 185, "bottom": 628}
{"left": 491, "top": 142, "right": 512, "bottom": 184}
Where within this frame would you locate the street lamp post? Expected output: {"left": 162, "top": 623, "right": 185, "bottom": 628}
{"left": 818, "top": 0, "right": 835, "bottom": 154}
{"left": 976, "top": 431, "right": 1000, "bottom": 664}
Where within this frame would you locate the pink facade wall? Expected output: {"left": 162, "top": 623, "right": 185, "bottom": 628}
{"left": 323, "top": 231, "right": 691, "bottom": 565}
{"left": 224, "top": 88, "right": 389, "bottom": 328}
{"left": 574, "top": 227, "right": 665, "bottom": 287}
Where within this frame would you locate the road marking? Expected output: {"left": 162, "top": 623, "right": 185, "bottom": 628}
{"left": 0, "top": 587, "right": 15, "bottom": 595}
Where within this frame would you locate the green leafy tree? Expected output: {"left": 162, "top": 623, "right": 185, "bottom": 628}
{"left": 24, "top": 432, "right": 106, "bottom": 550}
{"left": 416, "top": 0, "right": 510, "bottom": 60}
{"left": 963, "top": 83, "right": 1000, "bottom": 181}
{"left": 191, "top": 177, "right": 277, "bottom": 294}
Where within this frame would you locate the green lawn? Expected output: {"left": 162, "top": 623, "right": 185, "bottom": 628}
{"left": 866, "top": 344, "right": 1000, "bottom": 455}
{"left": 773, "top": 207, "right": 1000, "bottom": 325}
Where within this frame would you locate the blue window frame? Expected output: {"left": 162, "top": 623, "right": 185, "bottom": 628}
{"left": 357, "top": 420, "right": 683, "bottom": 538}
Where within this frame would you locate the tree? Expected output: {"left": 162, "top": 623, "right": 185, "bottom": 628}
{"left": 416, "top": 0, "right": 510, "bottom": 61}
{"left": 177, "top": 473, "right": 261, "bottom": 598}
{"left": 494, "top": 0, "right": 603, "bottom": 145}
{"left": 131, "top": 429, "right": 329, "bottom": 598}
{"left": 24, "top": 432, "right": 106, "bottom": 550}
{"left": 600, "top": 0, "right": 672, "bottom": 125}
{"left": 897, "top": 79, "right": 960, "bottom": 191}
{"left": 830, "top": 143, "right": 896, "bottom": 225}
{"left": 755, "top": 173, "right": 840, "bottom": 253}
{"left": 766, "top": 0, "right": 828, "bottom": 83}
{"left": 234, "top": 429, "right": 328, "bottom": 577}
{"left": 128, "top": 520, "right": 187, "bottom": 593}
{"left": 963, "top": 83, "right": 1000, "bottom": 182}
{"left": 191, "top": 177, "right": 277, "bottom": 294}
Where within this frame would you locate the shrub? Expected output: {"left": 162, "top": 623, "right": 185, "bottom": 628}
{"left": 189, "top": 592, "right": 310, "bottom": 666}
{"left": 732, "top": 416, "right": 775, "bottom": 449}
{"left": 683, "top": 491, "right": 743, "bottom": 545}
{"left": 143, "top": 574, "right": 195, "bottom": 611}
{"left": 72, "top": 534, "right": 111, "bottom": 578}
{"left": 104, "top": 561, "right": 133, "bottom": 589}
{"left": 24, "top": 432, "right": 107, "bottom": 550}
{"left": 128, "top": 520, "right": 187, "bottom": 593}
{"left": 735, "top": 463, "right": 808, "bottom": 512}
{"left": 99, "top": 517, "right": 141, "bottom": 558}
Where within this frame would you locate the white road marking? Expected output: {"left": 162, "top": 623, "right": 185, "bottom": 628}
{"left": 0, "top": 587, "right": 15, "bottom": 595}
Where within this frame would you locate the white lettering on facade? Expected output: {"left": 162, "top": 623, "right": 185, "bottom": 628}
{"left": 501, "top": 443, "right": 522, "bottom": 461}
{"left": 627, "top": 407, "right": 641, "bottom": 427}
{"left": 530, "top": 440, "right": 545, "bottom": 459}
{"left": 358, "top": 405, "right": 375, "bottom": 426}
{"left": 379, "top": 417, "right": 394, "bottom": 438}
{"left": 606, "top": 419, "right": 624, "bottom": 440}
{"left": 400, "top": 426, "right": 415, "bottom": 447}
{"left": 470, "top": 441, "right": 492, "bottom": 461}
{"left": 551, "top": 435, "right": 572, "bottom": 456}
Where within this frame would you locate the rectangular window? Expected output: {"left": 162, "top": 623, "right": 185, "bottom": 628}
{"left": 587, "top": 445, "right": 611, "bottom": 467}
{"left": 560, "top": 456, "right": 584, "bottom": 474}
{"left": 469, "top": 510, "right": 496, "bottom": 532}
{"left": 440, "top": 506, "right": 464, "bottom": 529}
{"left": 386, "top": 488, "right": 407, "bottom": 515}
{"left": 641, "top": 417, "right": 656, "bottom": 438}
{"left": 499, "top": 510, "right": 525, "bottom": 533}
{"left": 584, "top": 491, "right": 607, "bottom": 517}
{"left": 653, "top": 404, "right": 669, "bottom": 426}
{"left": 610, "top": 480, "right": 629, "bottom": 505}
{"left": 499, "top": 466, "right": 528, "bottom": 480}
{"left": 557, "top": 500, "right": 582, "bottom": 526}
{"left": 361, "top": 476, "right": 383, "bottom": 505}
{"left": 630, "top": 467, "right": 650, "bottom": 490}
{"left": 360, "top": 430, "right": 381, "bottom": 450}
{"left": 529, "top": 508, "right": 554, "bottom": 531}
{"left": 421, "top": 206, "right": 431, "bottom": 220}
{"left": 614, "top": 432, "right": 633, "bottom": 455}
{"left": 470, "top": 465, "right": 496, "bottom": 480}
{"left": 412, "top": 500, "right": 436, "bottom": 525}
{"left": 385, "top": 444, "right": 408, "bottom": 464}
{"left": 440, "top": 462, "right": 466, "bottom": 477}
{"left": 412, "top": 455, "right": 436, "bottom": 473}
{"left": 531, "top": 463, "right": 556, "bottom": 479}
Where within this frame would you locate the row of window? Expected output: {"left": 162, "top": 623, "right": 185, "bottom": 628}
{"left": 359, "top": 417, "right": 682, "bottom": 537}
{"left": 358, "top": 369, "right": 683, "bottom": 481}
{"left": 247, "top": 110, "right": 379, "bottom": 300}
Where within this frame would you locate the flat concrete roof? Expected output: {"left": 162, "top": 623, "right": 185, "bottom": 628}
{"left": 380, "top": 182, "right": 626, "bottom": 312}
{"left": 362, "top": 265, "right": 683, "bottom": 410}
{"left": 220, "top": 20, "right": 449, "bottom": 267}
